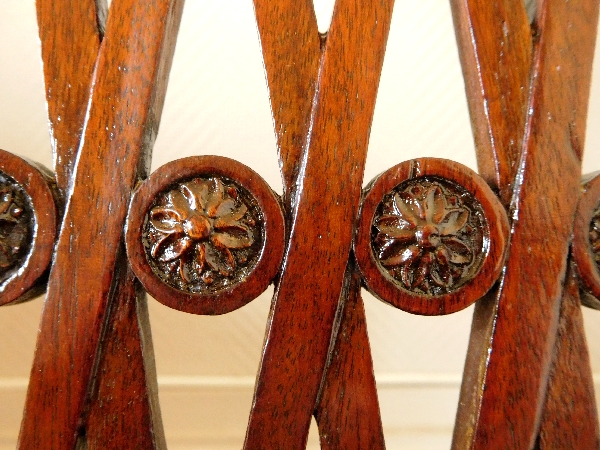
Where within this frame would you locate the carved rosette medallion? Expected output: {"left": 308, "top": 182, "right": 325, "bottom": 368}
{"left": 591, "top": 204, "right": 600, "bottom": 274}
{"left": 0, "top": 172, "right": 33, "bottom": 284}
{"left": 142, "top": 176, "right": 264, "bottom": 294}
{"left": 371, "top": 177, "right": 487, "bottom": 296}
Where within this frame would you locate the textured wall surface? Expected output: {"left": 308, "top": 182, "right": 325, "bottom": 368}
{"left": 1, "top": 1, "right": 600, "bottom": 449}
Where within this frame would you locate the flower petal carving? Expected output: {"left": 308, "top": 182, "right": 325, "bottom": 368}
{"left": 0, "top": 175, "right": 33, "bottom": 279}
{"left": 158, "top": 236, "right": 193, "bottom": 262}
{"left": 143, "top": 176, "right": 263, "bottom": 294}
{"left": 371, "top": 178, "right": 486, "bottom": 295}
{"left": 150, "top": 207, "right": 185, "bottom": 234}
{"left": 439, "top": 209, "right": 469, "bottom": 236}
{"left": 212, "top": 232, "right": 253, "bottom": 249}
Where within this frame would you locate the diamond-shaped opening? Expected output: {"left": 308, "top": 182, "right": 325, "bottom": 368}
{"left": 313, "top": 0, "right": 336, "bottom": 33}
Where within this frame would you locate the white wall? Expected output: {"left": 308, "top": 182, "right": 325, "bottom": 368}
{"left": 1, "top": 1, "right": 600, "bottom": 449}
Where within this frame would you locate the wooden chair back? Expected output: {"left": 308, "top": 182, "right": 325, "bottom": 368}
{"left": 1, "top": 0, "right": 599, "bottom": 448}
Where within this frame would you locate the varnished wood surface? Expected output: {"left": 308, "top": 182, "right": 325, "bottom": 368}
{"left": 245, "top": 0, "right": 393, "bottom": 447}
{"left": 30, "top": 1, "right": 167, "bottom": 448}
{"left": 450, "top": 0, "right": 531, "bottom": 206}
{"left": 574, "top": 172, "right": 600, "bottom": 307}
{"left": 536, "top": 264, "right": 600, "bottom": 449}
{"left": 5, "top": 0, "right": 597, "bottom": 448}
{"left": 86, "top": 263, "right": 166, "bottom": 450}
{"left": 452, "top": 0, "right": 599, "bottom": 448}
{"left": 36, "top": 0, "right": 104, "bottom": 195}
{"left": 252, "top": 1, "right": 384, "bottom": 447}
{"left": 126, "top": 156, "right": 285, "bottom": 315}
{"left": 252, "top": 0, "right": 321, "bottom": 208}
{"left": 314, "top": 263, "right": 385, "bottom": 450}
{"left": 19, "top": 1, "right": 184, "bottom": 448}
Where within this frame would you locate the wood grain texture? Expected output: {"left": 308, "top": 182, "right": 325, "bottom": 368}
{"left": 36, "top": 0, "right": 105, "bottom": 195}
{"left": 19, "top": 1, "right": 184, "bottom": 448}
{"left": 536, "top": 263, "right": 600, "bottom": 449}
{"left": 449, "top": 0, "right": 532, "bottom": 206}
{"left": 85, "top": 263, "right": 166, "bottom": 450}
{"left": 252, "top": 0, "right": 321, "bottom": 206}
{"left": 314, "top": 263, "right": 385, "bottom": 450}
{"left": 33, "top": 1, "right": 168, "bottom": 447}
{"left": 452, "top": 0, "right": 599, "bottom": 447}
{"left": 252, "top": 1, "right": 385, "bottom": 447}
{"left": 449, "top": 2, "right": 533, "bottom": 433}
{"left": 245, "top": 0, "right": 393, "bottom": 447}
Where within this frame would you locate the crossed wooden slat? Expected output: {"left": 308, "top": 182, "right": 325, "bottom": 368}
{"left": 19, "top": 1, "right": 183, "bottom": 448}
{"left": 1, "top": 0, "right": 598, "bottom": 448}
{"left": 248, "top": 0, "right": 391, "bottom": 447}
{"left": 451, "top": 0, "right": 599, "bottom": 447}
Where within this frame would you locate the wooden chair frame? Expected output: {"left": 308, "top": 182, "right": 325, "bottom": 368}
{"left": 0, "top": 0, "right": 599, "bottom": 448}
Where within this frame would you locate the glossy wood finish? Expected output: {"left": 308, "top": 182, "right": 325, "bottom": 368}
{"left": 245, "top": 0, "right": 393, "bottom": 447}
{"left": 85, "top": 263, "right": 166, "bottom": 450}
{"left": 0, "top": 150, "right": 57, "bottom": 305}
{"left": 19, "top": 1, "right": 184, "bottom": 448}
{"left": 127, "top": 156, "right": 285, "bottom": 315}
{"left": 355, "top": 158, "right": 509, "bottom": 315}
{"left": 7, "top": 0, "right": 599, "bottom": 447}
{"left": 451, "top": 0, "right": 599, "bottom": 448}
{"left": 536, "top": 263, "right": 600, "bottom": 449}
{"left": 450, "top": 0, "right": 531, "bottom": 207}
{"left": 314, "top": 262, "right": 386, "bottom": 450}
{"left": 36, "top": 0, "right": 105, "bottom": 195}
{"left": 252, "top": 0, "right": 321, "bottom": 210}
{"left": 252, "top": 1, "right": 384, "bottom": 446}
{"left": 30, "top": 1, "right": 167, "bottom": 448}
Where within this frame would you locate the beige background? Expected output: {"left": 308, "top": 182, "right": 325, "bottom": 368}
{"left": 1, "top": 1, "right": 600, "bottom": 449}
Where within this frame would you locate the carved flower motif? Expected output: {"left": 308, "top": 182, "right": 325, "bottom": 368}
{"left": 591, "top": 205, "right": 600, "bottom": 271}
{"left": 146, "top": 177, "right": 259, "bottom": 288}
{"left": 373, "top": 180, "right": 484, "bottom": 294}
{"left": 0, "top": 182, "right": 30, "bottom": 273}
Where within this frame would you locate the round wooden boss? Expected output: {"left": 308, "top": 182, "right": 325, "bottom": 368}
{"left": 354, "top": 158, "right": 509, "bottom": 315}
{"left": 573, "top": 173, "right": 600, "bottom": 307}
{"left": 0, "top": 149, "right": 57, "bottom": 305}
{"left": 126, "top": 156, "right": 285, "bottom": 315}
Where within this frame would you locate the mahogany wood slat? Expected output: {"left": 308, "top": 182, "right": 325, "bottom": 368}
{"left": 252, "top": 0, "right": 321, "bottom": 203}
{"left": 0, "top": 0, "right": 102, "bottom": 304}
{"left": 36, "top": 0, "right": 105, "bottom": 195}
{"left": 33, "top": 1, "right": 167, "bottom": 448}
{"left": 86, "top": 263, "right": 166, "bottom": 450}
{"left": 19, "top": 1, "right": 184, "bottom": 448}
{"left": 314, "top": 263, "right": 385, "bottom": 450}
{"left": 449, "top": 0, "right": 532, "bottom": 206}
{"left": 450, "top": 0, "right": 533, "bottom": 444}
{"left": 244, "top": 0, "right": 393, "bottom": 447}
{"left": 253, "top": 0, "right": 384, "bottom": 446}
{"left": 536, "top": 264, "right": 600, "bottom": 449}
{"left": 452, "top": 0, "right": 599, "bottom": 447}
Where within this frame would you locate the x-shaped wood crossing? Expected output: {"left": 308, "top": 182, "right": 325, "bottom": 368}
{"left": 0, "top": 0, "right": 598, "bottom": 449}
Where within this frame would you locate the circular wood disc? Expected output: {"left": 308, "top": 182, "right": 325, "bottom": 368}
{"left": 354, "top": 158, "right": 509, "bottom": 315}
{"left": 126, "top": 156, "right": 285, "bottom": 315}
{"left": 573, "top": 172, "right": 600, "bottom": 308}
{"left": 0, "top": 149, "right": 58, "bottom": 306}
